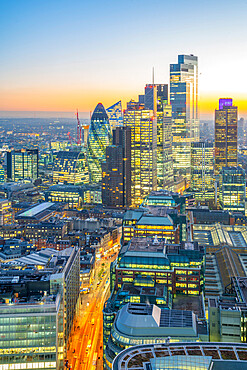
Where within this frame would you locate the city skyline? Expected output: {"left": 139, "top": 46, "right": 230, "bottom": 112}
{"left": 1, "top": 0, "right": 247, "bottom": 119}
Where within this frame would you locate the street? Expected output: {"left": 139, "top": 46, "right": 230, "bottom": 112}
{"left": 66, "top": 256, "right": 114, "bottom": 369}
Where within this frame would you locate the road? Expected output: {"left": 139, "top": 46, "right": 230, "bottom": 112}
{"left": 66, "top": 256, "right": 114, "bottom": 369}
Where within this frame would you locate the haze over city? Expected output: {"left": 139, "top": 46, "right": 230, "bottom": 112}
{"left": 1, "top": 0, "right": 247, "bottom": 119}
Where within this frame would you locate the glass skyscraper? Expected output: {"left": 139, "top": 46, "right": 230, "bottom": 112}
{"left": 157, "top": 105, "right": 173, "bottom": 189}
{"left": 124, "top": 106, "right": 157, "bottom": 207}
{"left": 52, "top": 150, "right": 89, "bottom": 185}
{"left": 215, "top": 98, "right": 238, "bottom": 177}
{"left": 191, "top": 142, "right": 214, "bottom": 202}
{"left": 144, "top": 84, "right": 168, "bottom": 112}
{"left": 219, "top": 166, "right": 246, "bottom": 213}
{"left": 7, "top": 149, "right": 38, "bottom": 182}
{"left": 106, "top": 100, "right": 123, "bottom": 130}
{"left": 170, "top": 54, "right": 199, "bottom": 183}
{"left": 87, "top": 103, "right": 112, "bottom": 183}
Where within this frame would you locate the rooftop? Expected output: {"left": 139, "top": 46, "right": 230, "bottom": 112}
{"left": 17, "top": 202, "right": 55, "bottom": 218}
{"left": 112, "top": 342, "right": 247, "bottom": 370}
{"left": 115, "top": 303, "right": 199, "bottom": 338}
{"left": 136, "top": 215, "right": 173, "bottom": 227}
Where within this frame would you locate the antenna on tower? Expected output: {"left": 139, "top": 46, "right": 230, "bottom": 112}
{"left": 152, "top": 66, "right": 155, "bottom": 87}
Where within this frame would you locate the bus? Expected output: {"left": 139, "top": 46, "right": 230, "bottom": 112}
{"left": 92, "top": 352, "right": 97, "bottom": 368}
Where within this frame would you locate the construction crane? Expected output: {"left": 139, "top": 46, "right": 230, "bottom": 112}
{"left": 76, "top": 109, "right": 81, "bottom": 145}
{"left": 67, "top": 110, "right": 89, "bottom": 146}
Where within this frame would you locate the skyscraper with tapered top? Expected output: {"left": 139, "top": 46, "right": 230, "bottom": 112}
{"left": 87, "top": 103, "right": 112, "bottom": 183}
{"left": 215, "top": 98, "right": 238, "bottom": 177}
{"left": 170, "top": 54, "right": 199, "bottom": 183}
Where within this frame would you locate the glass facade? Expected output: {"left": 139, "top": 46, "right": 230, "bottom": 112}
{"left": 191, "top": 142, "right": 214, "bottom": 201}
{"left": 87, "top": 103, "right": 112, "bottom": 183}
{"left": 124, "top": 108, "right": 157, "bottom": 207}
{"left": 215, "top": 99, "right": 238, "bottom": 177}
{"left": 157, "top": 105, "right": 173, "bottom": 189}
{"left": 106, "top": 101, "right": 123, "bottom": 130}
{"left": 219, "top": 167, "right": 246, "bottom": 213}
{"left": 170, "top": 55, "right": 199, "bottom": 183}
{"left": 52, "top": 150, "right": 89, "bottom": 185}
{"left": 45, "top": 185, "right": 83, "bottom": 208}
{"left": 149, "top": 355, "right": 212, "bottom": 370}
{"left": 0, "top": 297, "right": 63, "bottom": 370}
{"left": 7, "top": 149, "right": 38, "bottom": 181}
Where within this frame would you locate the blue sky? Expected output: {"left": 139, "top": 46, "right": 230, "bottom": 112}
{"left": 1, "top": 0, "right": 247, "bottom": 118}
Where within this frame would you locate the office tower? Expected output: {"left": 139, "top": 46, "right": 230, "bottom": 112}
{"left": 127, "top": 99, "right": 144, "bottom": 110}
{"left": 104, "top": 237, "right": 205, "bottom": 367}
{"left": 7, "top": 149, "right": 38, "bottom": 181}
{"left": 238, "top": 117, "right": 244, "bottom": 144}
{"left": 144, "top": 84, "right": 168, "bottom": 112}
{"left": 0, "top": 165, "right": 4, "bottom": 183}
{"left": 102, "top": 146, "right": 124, "bottom": 207}
{"left": 87, "top": 103, "right": 112, "bottom": 183}
{"left": 191, "top": 142, "right": 214, "bottom": 201}
{"left": 219, "top": 166, "right": 246, "bottom": 213}
{"left": 215, "top": 99, "right": 238, "bottom": 177}
{"left": 157, "top": 105, "right": 173, "bottom": 189}
{"left": 0, "top": 247, "right": 80, "bottom": 370}
{"left": 124, "top": 106, "right": 157, "bottom": 207}
{"left": 106, "top": 100, "right": 123, "bottom": 130}
{"left": 0, "top": 199, "right": 14, "bottom": 225}
{"left": 53, "top": 150, "right": 89, "bottom": 185}
{"left": 170, "top": 54, "right": 199, "bottom": 182}
{"left": 102, "top": 127, "right": 131, "bottom": 208}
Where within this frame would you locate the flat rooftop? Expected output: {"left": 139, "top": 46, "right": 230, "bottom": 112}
{"left": 136, "top": 215, "right": 173, "bottom": 227}
{"left": 128, "top": 237, "right": 166, "bottom": 253}
{"left": 17, "top": 202, "right": 55, "bottom": 218}
{"left": 173, "top": 295, "right": 205, "bottom": 318}
{"left": 112, "top": 342, "right": 247, "bottom": 370}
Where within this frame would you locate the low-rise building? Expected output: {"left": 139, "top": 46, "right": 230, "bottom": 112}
{"left": 26, "top": 221, "right": 67, "bottom": 240}
{"left": 104, "top": 302, "right": 208, "bottom": 369}
{"left": 111, "top": 237, "right": 205, "bottom": 296}
{"left": 112, "top": 342, "right": 247, "bottom": 370}
{"left": 209, "top": 276, "right": 247, "bottom": 343}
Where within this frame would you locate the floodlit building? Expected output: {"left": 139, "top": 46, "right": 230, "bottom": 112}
{"left": 124, "top": 106, "right": 157, "bottom": 206}
{"left": 0, "top": 199, "right": 14, "bottom": 226}
{"left": 219, "top": 167, "right": 246, "bottom": 213}
{"left": 87, "top": 103, "right": 112, "bottom": 183}
{"left": 45, "top": 185, "right": 84, "bottom": 208}
{"left": 170, "top": 54, "right": 199, "bottom": 183}
{"left": 7, "top": 149, "right": 38, "bottom": 181}
{"left": 111, "top": 237, "right": 205, "bottom": 296}
{"left": 0, "top": 247, "right": 80, "bottom": 370}
{"left": 215, "top": 98, "right": 238, "bottom": 177}
{"left": 191, "top": 142, "right": 214, "bottom": 201}
{"left": 157, "top": 105, "right": 173, "bottom": 189}
{"left": 52, "top": 150, "right": 89, "bottom": 185}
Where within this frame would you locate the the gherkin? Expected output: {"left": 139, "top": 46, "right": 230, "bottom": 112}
{"left": 87, "top": 103, "right": 112, "bottom": 183}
